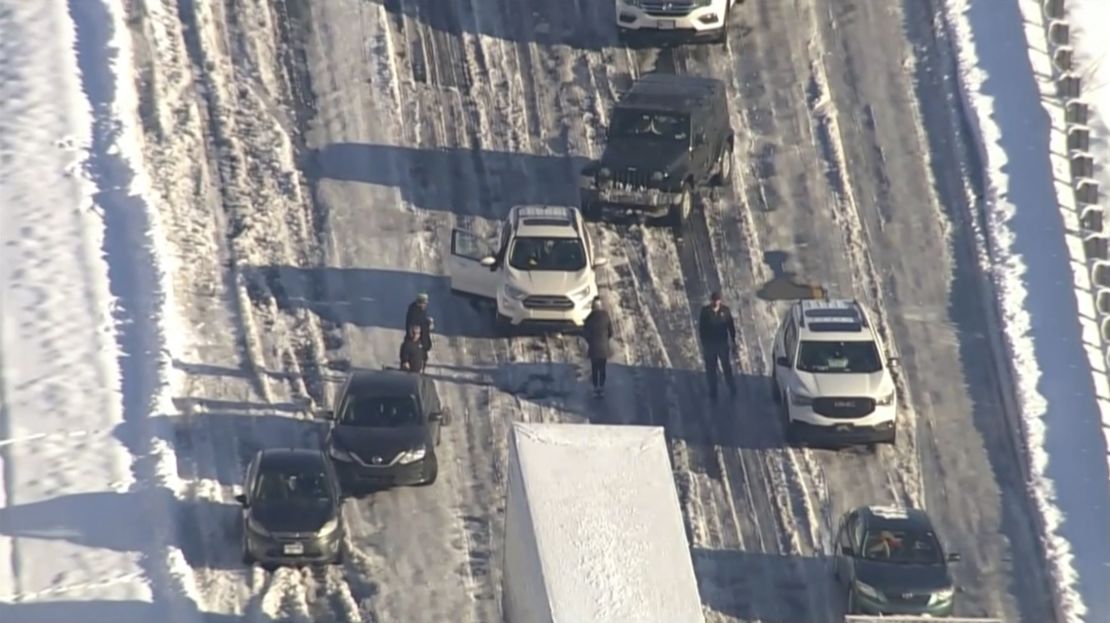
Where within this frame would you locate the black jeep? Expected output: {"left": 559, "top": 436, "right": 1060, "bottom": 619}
{"left": 579, "top": 73, "right": 734, "bottom": 234}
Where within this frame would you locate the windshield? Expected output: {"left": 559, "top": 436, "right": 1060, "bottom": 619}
{"left": 342, "top": 395, "right": 420, "bottom": 427}
{"left": 508, "top": 237, "right": 586, "bottom": 271}
{"left": 861, "top": 528, "right": 943, "bottom": 565}
{"left": 609, "top": 109, "right": 690, "bottom": 142}
{"left": 796, "top": 340, "right": 881, "bottom": 374}
{"left": 255, "top": 466, "right": 332, "bottom": 505}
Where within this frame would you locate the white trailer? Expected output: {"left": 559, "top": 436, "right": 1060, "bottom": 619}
{"left": 845, "top": 616, "right": 1004, "bottom": 622}
{"left": 501, "top": 422, "right": 706, "bottom": 623}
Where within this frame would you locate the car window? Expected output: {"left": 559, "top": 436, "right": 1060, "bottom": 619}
{"left": 610, "top": 109, "right": 690, "bottom": 142}
{"left": 796, "top": 340, "right": 881, "bottom": 374}
{"left": 783, "top": 317, "right": 797, "bottom": 360}
{"left": 254, "top": 465, "right": 332, "bottom": 505}
{"left": 342, "top": 395, "right": 420, "bottom": 427}
{"left": 508, "top": 237, "right": 586, "bottom": 271}
{"left": 861, "top": 528, "right": 943, "bottom": 564}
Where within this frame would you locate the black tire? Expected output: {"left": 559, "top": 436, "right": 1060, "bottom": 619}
{"left": 770, "top": 370, "right": 781, "bottom": 403}
{"left": 582, "top": 198, "right": 602, "bottom": 221}
{"left": 713, "top": 140, "right": 734, "bottom": 187}
{"left": 241, "top": 540, "right": 254, "bottom": 566}
{"left": 331, "top": 542, "right": 346, "bottom": 566}
{"left": 669, "top": 185, "right": 693, "bottom": 236}
{"left": 495, "top": 313, "right": 513, "bottom": 337}
{"left": 418, "top": 456, "right": 439, "bottom": 486}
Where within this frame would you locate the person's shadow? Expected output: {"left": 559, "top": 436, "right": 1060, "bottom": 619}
{"left": 756, "top": 251, "right": 827, "bottom": 301}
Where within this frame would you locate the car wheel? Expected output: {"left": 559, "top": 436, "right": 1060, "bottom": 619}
{"left": 669, "top": 185, "right": 693, "bottom": 236}
{"left": 846, "top": 588, "right": 859, "bottom": 614}
{"left": 582, "top": 199, "right": 601, "bottom": 221}
{"left": 495, "top": 313, "right": 513, "bottom": 337}
{"left": 713, "top": 140, "right": 734, "bottom": 187}
{"left": 331, "top": 542, "right": 346, "bottom": 566}
{"left": 418, "top": 457, "right": 439, "bottom": 486}
{"left": 770, "top": 370, "right": 781, "bottom": 403}
{"left": 241, "top": 539, "right": 254, "bottom": 566}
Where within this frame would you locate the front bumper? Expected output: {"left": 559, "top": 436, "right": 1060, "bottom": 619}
{"left": 580, "top": 187, "right": 681, "bottom": 219}
{"left": 852, "top": 587, "right": 955, "bottom": 617}
{"left": 245, "top": 529, "right": 342, "bottom": 565}
{"left": 333, "top": 455, "right": 433, "bottom": 489}
{"left": 786, "top": 402, "right": 896, "bottom": 445}
{"left": 496, "top": 291, "right": 592, "bottom": 328}
{"left": 615, "top": 1, "right": 728, "bottom": 35}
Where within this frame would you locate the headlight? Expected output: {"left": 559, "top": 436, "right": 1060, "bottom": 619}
{"left": 247, "top": 517, "right": 271, "bottom": 537}
{"left": 318, "top": 517, "right": 340, "bottom": 536}
{"left": 569, "top": 284, "right": 593, "bottom": 301}
{"left": 854, "top": 580, "right": 885, "bottom": 602}
{"left": 650, "top": 171, "right": 665, "bottom": 182}
{"left": 929, "top": 587, "right": 955, "bottom": 604}
{"left": 789, "top": 388, "right": 813, "bottom": 406}
{"left": 876, "top": 390, "right": 895, "bottom": 406}
{"left": 397, "top": 447, "right": 427, "bottom": 465}
{"left": 503, "top": 284, "right": 528, "bottom": 300}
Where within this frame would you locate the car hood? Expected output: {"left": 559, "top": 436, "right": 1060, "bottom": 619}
{"left": 331, "top": 425, "right": 427, "bottom": 463}
{"left": 251, "top": 500, "right": 335, "bottom": 534}
{"left": 794, "top": 370, "right": 891, "bottom": 398}
{"left": 600, "top": 139, "right": 688, "bottom": 175}
{"left": 854, "top": 559, "right": 952, "bottom": 594}
{"left": 504, "top": 267, "right": 592, "bottom": 296}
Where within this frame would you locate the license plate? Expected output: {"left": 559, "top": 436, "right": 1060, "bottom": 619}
{"left": 656, "top": 19, "right": 675, "bottom": 29}
{"left": 283, "top": 543, "right": 304, "bottom": 555}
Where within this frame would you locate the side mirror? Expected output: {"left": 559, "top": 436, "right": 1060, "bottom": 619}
{"left": 887, "top": 356, "right": 900, "bottom": 367}
{"left": 839, "top": 545, "right": 852, "bottom": 556}
{"left": 775, "top": 356, "right": 790, "bottom": 367}
{"left": 479, "top": 256, "right": 496, "bottom": 267}
{"left": 234, "top": 494, "right": 249, "bottom": 507}
{"left": 946, "top": 552, "right": 961, "bottom": 562}
{"left": 592, "top": 258, "right": 609, "bottom": 268}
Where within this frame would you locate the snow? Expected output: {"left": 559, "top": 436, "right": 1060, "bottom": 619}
{"left": 1069, "top": 0, "right": 1110, "bottom": 201}
{"left": 942, "top": 0, "right": 1110, "bottom": 620}
{"left": 0, "top": 0, "right": 199, "bottom": 620}
{"left": 503, "top": 422, "right": 705, "bottom": 623}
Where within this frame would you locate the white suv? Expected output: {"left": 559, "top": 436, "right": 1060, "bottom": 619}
{"left": 447, "top": 206, "right": 607, "bottom": 332}
{"left": 770, "top": 299, "right": 899, "bottom": 447}
{"left": 616, "top": 0, "right": 743, "bottom": 44}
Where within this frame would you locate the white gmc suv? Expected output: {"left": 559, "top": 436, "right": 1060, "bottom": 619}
{"left": 770, "top": 299, "right": 899, "bottom": 448}
{"left": 616, "top": 0, "right": 743, "bottom": 44}
{"left": 447, "top": 206, "right": 607, "bottom": 333}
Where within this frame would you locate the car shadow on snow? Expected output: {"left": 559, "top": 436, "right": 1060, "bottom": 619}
{"left": 359, "top": 0, "right": 618, "bottom": 50}
{"left": 301, "top": 143, "right": 589, "bottom": 217}
{"left": 132, "top": 409, "right": 330, "bottom": 488}
{"left": 0, "top": 488, "right": 243, "bottom": 572}
{"left": 241, "top": 264, "right": 501, "bottom": 340}
{"left": 0, "top": 600, "right": 272, "bottom": 623}
{"left": 430, "top": 360, "right": 789, "bottom": 450}
{"left": 691, "top": 547, "right": 839, "bottom": 622}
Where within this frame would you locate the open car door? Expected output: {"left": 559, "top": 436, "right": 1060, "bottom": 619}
{"left": 447, "top": 228, "right": 499, "bottom": 299}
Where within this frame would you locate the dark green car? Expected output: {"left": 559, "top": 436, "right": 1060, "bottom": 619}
{"left": 834, "top": 505, "right": 960, "bottom": 616}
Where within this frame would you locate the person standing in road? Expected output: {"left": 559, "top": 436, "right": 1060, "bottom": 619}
{"left": 399, "top": 325, "right": 428, "bottom": 373}
{"left": 405, "top": 293, "right": 434, "bottom": 361}
{"left": 698, "top": 291, "right": 738, "bottom": 401}
{"left": 582, "top": 298, "right": 614, "bottom": 397}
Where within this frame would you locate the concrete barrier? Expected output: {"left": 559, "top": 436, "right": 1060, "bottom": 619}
{"left": 1056, "top": 73, "right": 1081, "bottom": 98}
{"left": 1067, "top": 126, "right": 1090, "bottom": 151}
{"left": 1084, "top": 234, "right": 1109, "bottom": 261}
{"left": 1080, "top": 205, "right": 1103, "bottom": 232}
{"left": 1076, "top": 178, "right": 1100, "bottom": 204}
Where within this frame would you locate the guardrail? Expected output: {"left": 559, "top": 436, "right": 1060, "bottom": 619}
{"left": 839, "top": 613, "right": 1007, "bottom": 617}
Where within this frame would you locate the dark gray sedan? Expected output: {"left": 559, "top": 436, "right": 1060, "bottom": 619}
{"left": 236, "top": 448, "right": 345, "bottom": 567}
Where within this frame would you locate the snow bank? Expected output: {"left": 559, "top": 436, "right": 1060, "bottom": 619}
{"left": 940, "top": 0, "right": 1110, "bottom": 620}
{"left": 0, "top": 0, "right": 200, "bottom": 620}
{"left": 1068, "top": 0, "right": 1110, "bottom": 201}
{"left": 502, "top": 423, "right": 705, "bottom": 623}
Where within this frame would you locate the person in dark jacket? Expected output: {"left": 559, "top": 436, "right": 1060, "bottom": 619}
{"left": 399, "top": 325, "right": 427, "bottom": 373}
{"left": 582, "top": 298, "right": 614, "bottom": 396}
{"left": 405, "top": 293, "right": 434, "bottom": 359}
{"left": 698, "top": 291, "right": 737, "bottom": 400}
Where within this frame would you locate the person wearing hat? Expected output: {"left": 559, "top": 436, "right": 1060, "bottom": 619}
{"left": 698, "top": 290, "right": 738, "bottom": 400}
{"left": 399, "top": 324, "right": 427, "bottom": 373}
{"left": 582, "top": 297, "right": 614, "bottom": 397}
{"left": 405, "top": 293, "right": 434, "bottom": 360}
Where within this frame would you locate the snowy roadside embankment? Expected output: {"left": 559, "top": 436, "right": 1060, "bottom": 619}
{"left": 1069, "top": 1, "right": 1110, "bottom": 203}
{"left": 0, "top": 0, "right": 202, "bottom": 621}
{"left": 941, "top": 0, "right": 1110, "bottom": 621}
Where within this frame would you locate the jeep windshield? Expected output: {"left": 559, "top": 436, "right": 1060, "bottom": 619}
{"left": 796, "top": 340, "right": 882, "bottom": 374}
{"left": 508, "top": 237, "right": 586, "bottom": 271}
{"left": 609, "top": 109, "right": 690, "bottom": 142}
{"left": 341, "top": 395, "right": 420, "bottom": 427}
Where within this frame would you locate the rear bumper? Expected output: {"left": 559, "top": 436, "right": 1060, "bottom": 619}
{"left": 245, "top": 530, "right": 341, "bottom": 565}
{"left": 788, "top": 419, "right": 896, "bottom": 446}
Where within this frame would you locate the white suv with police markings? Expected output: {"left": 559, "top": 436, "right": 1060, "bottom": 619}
{"left": 770, "top": 298, "right": 899, "bottom": 448}
{"left": 447, "top": 206, "right": 607, "bottom": 332}
{"left": 616, "top": 0, "right": 743, "bottom": 44}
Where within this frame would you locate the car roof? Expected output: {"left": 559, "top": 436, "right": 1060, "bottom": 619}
{"left": 258, "top": 448, "right": 328, "bottom": 471}
{"left": 857, "top": 505, "right": 935, "bottom": 533}
{"left": 617, "top": 73, "right": 724, "bottom": 114}
{"left": 347, "top": 368, "right": 424, "bottom": 397}
{"left": 794, "top": 298, "right": 873, "bottom": 341}
{"left": 511, "top": 205, "right": 580, "bottom": 239}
